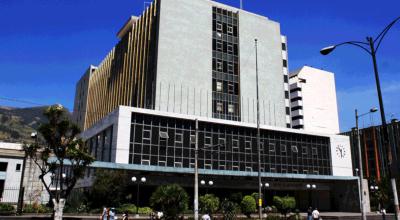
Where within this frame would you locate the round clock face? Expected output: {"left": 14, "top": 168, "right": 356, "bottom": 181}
{"left": 336, "top": 145, "right": 346, "bottom": 159}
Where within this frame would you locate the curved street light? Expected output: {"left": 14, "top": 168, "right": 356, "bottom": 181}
{"left": 321, "top": 16, "right": 400, "bottom": 220}
{"left": 132, "top": 176, "right": 146, "bottom": 216}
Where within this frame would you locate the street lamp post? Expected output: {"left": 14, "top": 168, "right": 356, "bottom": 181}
{"left": 255, "top": 38, "right": 263, "bottom": 220}
{"left": 132, "top": 176, "right": 146, "bottom": 216}
{"left": 320, "top": 16, "right": 400, "bottom": 219}
{"left": 356, "top": 108, "right": 378, "bottom": 220}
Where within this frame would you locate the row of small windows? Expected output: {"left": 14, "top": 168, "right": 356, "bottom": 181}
{"left": 212, "top": 60, "right": 239, "bottom": 74}
{"left": 137, "top": 127, "right": 321, "bottom": 156}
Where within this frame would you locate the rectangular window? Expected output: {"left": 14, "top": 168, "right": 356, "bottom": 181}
{"left": 227, "top": 44, "right": 233, "bottom": 53}
{"left": 0, "top": 162, "right": 8, "bottom": 171}
{"left": 218, "top": 138, "right": 226, "bottom": 146}
{"left": 16, "top": 163, "right": 21, "bottom": 172}
{"left": 228, "top": 83, "right": 234, "bottom": 94}
{"left": 228, "top": 104, "right": 235, "bottom": 113}
{"left": 270, "top": 167, "right": 276, "bottom": 173}
{"left": 281, "top": 144, "right": 287, "bottom": 153}
{"left": 216, "top": 81, "right": 223, "bottom": 92}
{"left": 232, "top": 139, "right": 239, "bottom": 150}
{"left": 143, "top": 129, "right": 151, "bottom": 140}
{"left": 282, "top": 43, "right": 286, "bottom": 51}
{"left": 141, "top": 159, "right": 150, "bottom": 166}
{"left": 216, "top": 102, "right": 223, "bottom": 112}
{"left": 269, "top": 143, "right": 276, "bottom": 152}
{"left": 245, "top": 166, "right": 252, "bottom": 172}
{"left": 216, "top": 41, "right": 223, "bottom": 51}
{"left": 291, "top": 145, "right": 298, "bottom": 153}
{"left": 245, "top": 141, "right": 251, "bottom": 150}
{"left": 205, "top": 135, "right": 212, "bottom": 146}
{"left": 232, "top": 165, "right": 239, "bottom": 171}
{"left": 174, "top": 162, "right": 183, "bottom": 168}
{"left": 159, "top": 131, "right": 169, "bottom": 139}
{"left": 159, "top": 161, "right": 166, "bottom": 166}
{"left": 216, "top": 22, "right": 223, "bottom": 32}
{"left": 227, "top": 25, "right": 233, "bottom": 34}
{"left": 205, "top": 164, "right": 212, "bottom": 170}
{"left": 302, "top": 146, "right": 308, "bottom": 155}
{"left": 217, "top": 61, "right": 223, "bottom": 71}
{"left": 312, "top": 148, "right": 318, "bottom": 156}
{"left": 283, "top": 59, "right": 288, "bottom": 67}
{"left": 190, "top": 135, "right": 196, "bottom": 144}
{"left": 175, "top": 133, "right": 183, "bottom": 143}
{"left": 228, "top": 63, "right": 234, "bottom": 73}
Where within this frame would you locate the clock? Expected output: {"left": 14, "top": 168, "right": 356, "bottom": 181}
{"left": 336, "top": 145, "right": 346, "bottom": 159}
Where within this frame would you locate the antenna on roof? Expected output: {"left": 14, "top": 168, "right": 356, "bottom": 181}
{"left": 240, "top": 0, "right": 243, "bottom": 9}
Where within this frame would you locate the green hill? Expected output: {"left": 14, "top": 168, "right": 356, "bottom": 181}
{"left": 0, "top": 106, "right": 72, "bottom": 143}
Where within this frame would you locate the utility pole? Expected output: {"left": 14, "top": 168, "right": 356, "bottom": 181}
{"left": 355, "top": 110, "right": 366, "bottom": 220}
{"left": 194, "top": 118, "right": 199, "bottom": 220}
{"left": 255, "top": 39, "right": 262, "bottom": 220}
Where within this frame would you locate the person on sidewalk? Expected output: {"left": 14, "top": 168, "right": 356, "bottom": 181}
{"left": 307, "top": 207, "right": 313, "bottom": 220}
{"left": 312, "top": 208, "right": 320, "bottom": 220}
{"left": 201, "top": 213, "right": 211, "bottom": 220}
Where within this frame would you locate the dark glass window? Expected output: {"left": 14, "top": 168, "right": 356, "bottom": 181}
{"left": 16, "top": 164, "right": 21, "bottom": 171}
{"left": 0, "top": 162, "right": 7, "bottom": 171}
{"left": 282, "top": 43, "right": 286, "bottom": 51}
{"left": 283, "top": 59, "right": 288, "bottom": 68}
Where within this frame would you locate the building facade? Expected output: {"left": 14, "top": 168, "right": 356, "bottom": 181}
{"left": 73, "top": 0, "right": 289, "bottom": 131}
{"left": 343, "top": 120, "right": 400, "bottom": 180}
{"left": 0, "top": 142, "right": 49, "bottom": 204}
{"left": 289, "top": 66, "right": 340, "bottom": 134}
{"left": 74, "top": 0, "right": 359, "bottom": 212}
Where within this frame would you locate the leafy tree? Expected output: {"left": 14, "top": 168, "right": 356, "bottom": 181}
{"left": 88, "top": 169, "right": 130, "bottom": 208}
{"left": 150, "top": 184, "right": 189, "bottom": 220}
{"left": 273, "top": 196, "right": 296, "bottom": 219}
{"left": 229, "top": 192, "right": 243, "bottom": 204}
{"left": 199, "top": 194, "right": 220, "bottom": 216}
{"left": 221, "top": 199, "right": 238, "bottom": 220}
{"left": 240, "top": 195, "right": 256, "bottom": 218}
{"left": 24, "top": 105, "right": 94, "bottom": 220}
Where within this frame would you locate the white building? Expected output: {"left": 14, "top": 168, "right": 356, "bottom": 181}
{"left": 0, "top": 142, "right": 49, "bottom": 204}
{"left": 289, "top": 66, "right": 340, "bottom": 134}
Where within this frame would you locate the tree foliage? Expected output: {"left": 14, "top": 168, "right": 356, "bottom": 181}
{"left": 149, "top": 184, "right": 189, "bottom": 220}
{"left": 221, "top": 199, "right": 239, "bottom": 220}
{"left": 23, "top": 105, "right": 94, "bottom": 204}
{"left": 240, "top": 195, "right": 256, "bottom": 218}
{"left": 273, "top": 196, "right": 296, "bottom": 218}
{"left": 199, "top": 194, "right": 220, "bottom": 215}
{"left": 87, "top": 169, "right": 130, "bottom": 208}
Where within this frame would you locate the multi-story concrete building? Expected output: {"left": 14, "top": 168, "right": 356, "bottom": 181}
{"left": 289, "top": 66, "right": 340, "bottom": 134}
{"left": 74, "top": 0, "right": 359, "bottom": 211}
{"left": 73, "top": 0, "right": 290, "bottom": 130}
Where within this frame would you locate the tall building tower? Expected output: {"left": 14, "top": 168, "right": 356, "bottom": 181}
{"left": 289, "top": 66, "right": 340, "bottom": 134}
{"left": 73, "top": 0, "right": 289, "bottom": 130}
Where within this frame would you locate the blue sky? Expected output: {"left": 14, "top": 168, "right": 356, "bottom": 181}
{"left": 0, "top": 0, "right": 399, "bottom": 132}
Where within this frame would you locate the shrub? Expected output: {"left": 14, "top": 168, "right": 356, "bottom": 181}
{"left": 199, "top": 194, "right": 220, "bottom": 215}
{"left": 240, "top": 195, "right": 256, "bottom": 218}
{"left": 138, "top": 207, "right": 153, "bottom": 215}
{"left": 116, "top": 203, "right": 137, "bottom": 214}
{"left": 266, "top": 214, "right": 281, "bottom": 220}
{"left": 23, "top": 203, "right": 50, "bottom": 213}
{"left": 229, "top": 192, "right": 243, "bottom": 204}
{"left": 220, "top": 199, "right": 238, "bottom": 220}
{"left": 273, "top": 196, "right": 296, "bottom": 218}
{"left": 150, "top": 184, "right": 189, "bottom": 220}
{"left": 0, "top": 203, "right": 15, "bottom": 214}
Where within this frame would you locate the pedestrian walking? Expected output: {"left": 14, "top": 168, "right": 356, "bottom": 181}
{"left": 100, "top": 207, "right": 109, "bottom": 220}
{"left": 307, "top": 207, "right": 313, "bottom": 220}
{"left": 122, "top": 211, "right": 129, "bottom": 220}
{"left": 201, "top": 213, "right": 211, "bottom": 220}
{"left": 312, "top": 208, "right": 320, "bottom": 220}
{"left": 109, "top": 208, "right": 116, "bottom": 220}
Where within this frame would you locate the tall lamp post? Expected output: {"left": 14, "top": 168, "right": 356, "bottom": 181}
{"left": 200, "top": 180, "right": 214, "bottom": 194}
{"left": 132, "top": 176, "right": 146, "bottom": 216}
{"left": 356, "top": 108, "right": 378, "bottom": 220}
{"left": 320, "top": 16, "right": 400, "bottom": 219}
{"left": 261, "top": 182, "right": 270, "bottom": 208}
{"left": 255, "top": 38, "right": 263, "bottom": 220}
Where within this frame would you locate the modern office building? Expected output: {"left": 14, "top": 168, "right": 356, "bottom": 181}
{"left": 73, "top": 0, "right": 291, "bottom": 131}
{"left": 343, "top": 119, "right": 400, "bottom": 180}
{"left": 289, "top": 66, "right": 340, "bottom": 134}
{"left": 74, "top": 0, "right": 359, "bottom": 211}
